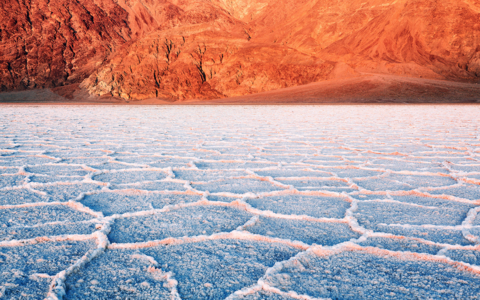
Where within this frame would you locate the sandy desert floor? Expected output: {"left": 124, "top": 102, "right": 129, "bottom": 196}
{"left": 1, "top": 74, "right": 480, "bottom": 105}
{"left": 1, "top": 105, "right": 480, "bottom": 299}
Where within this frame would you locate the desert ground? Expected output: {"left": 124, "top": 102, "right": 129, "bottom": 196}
{"left": 1, "top": 74, "right": 480, "bottom": 105}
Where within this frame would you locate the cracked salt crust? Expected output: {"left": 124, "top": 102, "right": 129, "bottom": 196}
{"left": 0, "top": 105, "right": 480, "bottom": 299}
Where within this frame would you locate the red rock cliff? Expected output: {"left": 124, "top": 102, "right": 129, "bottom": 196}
{"left": 0, "top": 0, "right": 133, "bottom": 90}
{"left": 1, "top": 0, "right": 479, "bottom": 100}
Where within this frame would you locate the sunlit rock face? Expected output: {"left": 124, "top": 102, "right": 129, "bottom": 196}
{"left": 1, "top": 0, "right": 480, "bottom": 100}
{"left": 0, "top": 0, "right": 132, "bottom": 91}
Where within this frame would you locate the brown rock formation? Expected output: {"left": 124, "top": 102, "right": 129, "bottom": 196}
{"left": 323, "top": 0, "right": 480, "bottom": 80}
{"left": 80, "top": 0, "right": 338, "bottom": 100}
{"left": 0, "top": 0, "right": 133, "bottom": 91}
{"left": 1, "top": 0, "right": 479, "bottom": 101}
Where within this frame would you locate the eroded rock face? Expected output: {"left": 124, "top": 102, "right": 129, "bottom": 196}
{"left": 1, "top": 0, "right": 480, "bottom": 100}
{"left": 0, "top": 0, "right": 132, "bottom": 91}
{"left": 82, "top": 29, "right": 336, "bottom": 100}
{"left": 323, "top": 0, "right": 480, "bottom": 80}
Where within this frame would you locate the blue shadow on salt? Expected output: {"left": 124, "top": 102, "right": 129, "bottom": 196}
{"left": 195, "top": 162, "right": 277, "bottom": 170}
{"left": 354, "top": 201, "right": 470, "bottom": 227}
{"left": 25, "top": 165, "right": 88, "bottom": 177}
{"left": 254, "top": 169, "right": 332, "bottom": 178}
{"left": 109, "top": 206, "right": 253, "bottom": 243}
{"left": 64, "top": 250, "right": 173, "bottom": 299}
{"left": 61, "top": 158, "right": 110, "bottom": 165}
{"left": 0, "top": 175, "right": 25, "bottom": 189}
{"left": 81, "top": 193, "right": 151, "bottom": 216}
{"left": 245, "top": 216, "right": 359, "bottom": 246}
{"left": 81, "top": 192, "right": 202, "bottom": 216}
{"left": 373, "top": 225, "right": 472, "bottom": 246}
{"left": 0, "top": 156, "right": 57, "bottom": 166}
{"left": 444, "top": 249, "right": 480, "bottom": 266}
{"left": 91, "top": 162, "right": 140, "bottom": 171}
{"left": 357, "top": 236, "right": 443, "bottom": 255}
{"left": 0, "top": 222, "right": 97, "bottom": 241}
{"left": 93, "top": 171, "right": 167, "bottom": 185}
{"left": 0, "top": 240, "right": 95, "bottom": 299}
{"left": 247, "top": 195, "right": 350, "bottom": 219}
{"left": 29, "top": 175, "right": 85, "bottom": 184}
{"left": 276, "top": 179, "right": 351, "bottom": 191}
{"left": 110, "top": 181, "right": 187, "bottom": 192}
{"left": 142, "top": 239, "right": 301, "bottom": 300}
{"left": 207, "top": 195, "right": 242, "bottom": 203}
{"left": 0, "top": 189, "right": 49, "bottom": 205}
{"left": 322, "top": 168, "right": 384, "bottom": 178}
{"left": 264, "top": 250, "right": 480, "bottom": 299}
{"left": 35, "top": 183, "right": 103, "bottom": 201}
{"left": 173, "top": 170, "right": 248, "bottom": 182}
{"left": 0, "top": 205, "right": 93, "bottom": 227}
{"left": 192, "top": 179, "right": 283, "bottom": 194}
{"left": 424, "top": 184, "right": 480, "bottom": 201}
{"left": 230, "top": 290, "right": 298, "bottom": 300}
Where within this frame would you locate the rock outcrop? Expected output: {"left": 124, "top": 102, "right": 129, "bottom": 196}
{"left": 1, "top": 0, "right": 479, "bottom": 101}
{"left": 0, "top": 0, "right": 132, "bottom": 91}
{"left": 323, "top": 0, "right": 480, "bottom": 80}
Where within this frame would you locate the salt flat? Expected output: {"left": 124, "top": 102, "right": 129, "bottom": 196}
{"left": 1, "top": 105, "right": 480, "bottom": 300}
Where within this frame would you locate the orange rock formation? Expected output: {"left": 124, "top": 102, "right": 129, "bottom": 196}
{"left": 1, "top": 0, "right": 479, "bottom": 101}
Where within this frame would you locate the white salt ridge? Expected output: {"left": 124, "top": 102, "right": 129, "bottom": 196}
{"left": 1, "top": 105, "right": 480, "bottom": 299}
{"left": 461, "top": 206, "right": 480, "bottom": 244}
{"left": 0, "top": 232, "right": 98, "bottom": 248}
{"left": 108, "top": 230, "right": 311, "bottom": 251}
{"left": 46, "top": 221, "right": 113, "bottom": 300}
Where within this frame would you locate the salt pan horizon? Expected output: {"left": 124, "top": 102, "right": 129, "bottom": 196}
{"left": 1, "top": 105, "right": 479, "bottom": 299}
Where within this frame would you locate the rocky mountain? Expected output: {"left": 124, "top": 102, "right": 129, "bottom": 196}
{"left": 0, "top": 0, "right": 131, "bottom": 90}
{"left": 1, "top": 0, "right": 479, "bottom": 101}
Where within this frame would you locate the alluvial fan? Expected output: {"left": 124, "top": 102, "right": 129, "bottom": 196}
{"left": 0, "top": 105, "right": 480, "bottom": 299}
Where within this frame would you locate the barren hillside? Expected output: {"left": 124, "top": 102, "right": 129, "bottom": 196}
{"left": 1, "top": 0, "right": 479, "bottom": 102}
